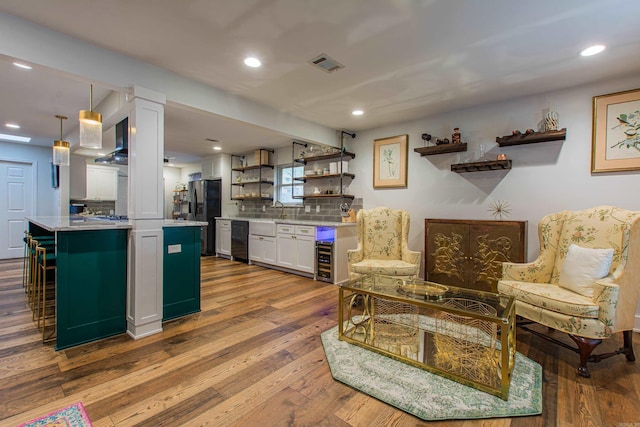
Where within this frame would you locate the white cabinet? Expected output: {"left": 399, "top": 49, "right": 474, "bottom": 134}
{"left": 86, "top": 165, "right": 118, "bottom": 200}
{"left": 249, "top": 235, "right": 277, "bottom": 265}
{"left": 216, "top": 219, "right": 231, "bottom": 257}
{"left": 277, "top": 224, "right": 315, "bottom": 274}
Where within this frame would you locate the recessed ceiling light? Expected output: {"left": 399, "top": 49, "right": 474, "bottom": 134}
{"left": 580, "top": 45, "right": 605, "bottom": 57}
{"left": 13, "top": 62, "right": 32, "bottom": 70}
{"left": 213, "top": 146, "right": 222, "bottom": 151}
{"left": 244, "top": 57, "right": 262, "bottom": 68}
{"left": 0, "top": 133, "right": 31, "bottom": 143}
{"left": 5, "top": 123, "right": 20, "bottom": 129}
{"left": 352, "top": 110, "right": 364, "bottom": 116}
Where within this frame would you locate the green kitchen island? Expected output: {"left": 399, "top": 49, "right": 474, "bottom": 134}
{"left": 27, "top": 216, "right": 206, "bottom": 350}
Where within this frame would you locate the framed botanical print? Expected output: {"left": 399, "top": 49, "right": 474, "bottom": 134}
{"left": 373, "top": 134, "right": 408, "bottom": 188}
{"left": 592, "top": 88, "right": 640, "bottom": 173}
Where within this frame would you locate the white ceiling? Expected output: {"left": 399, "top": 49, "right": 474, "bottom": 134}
{"left": 1, "top": 0, "right": 640, "bottom": 167}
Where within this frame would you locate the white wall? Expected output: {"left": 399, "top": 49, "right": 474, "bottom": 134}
{"left": 163, "top": 166, "right": 182, "bottom": 218}
{"left": 349, "top": 74, "right": 640, "bottom": 267}
{"left": 0, "top": 141, "right": 58, "bottom": 216}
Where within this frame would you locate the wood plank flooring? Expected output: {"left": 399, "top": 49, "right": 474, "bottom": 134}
{"left": 1, "top": 256, "right": 640, "bottom": 426}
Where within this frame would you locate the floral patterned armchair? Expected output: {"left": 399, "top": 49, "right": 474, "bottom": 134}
{"left": 498, "top": 206, "right": 640, "bottom": 377}
{"left": 347, "top": 207, "right": 421, "bottom": 279}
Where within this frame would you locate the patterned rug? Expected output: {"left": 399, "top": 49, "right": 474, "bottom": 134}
{"left": 321, "top": 326, "right": 542, "bottom": 421}
{"left": 17, "top": 402, "right": 93, "bottom": 427}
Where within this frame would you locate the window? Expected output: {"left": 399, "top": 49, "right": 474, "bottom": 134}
{"left": 276, "top": 164, "right": 304, "bottom": 204}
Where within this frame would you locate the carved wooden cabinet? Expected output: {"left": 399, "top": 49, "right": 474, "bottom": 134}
{"left": 425, "top": 219, "right": 527, "bottom": 293}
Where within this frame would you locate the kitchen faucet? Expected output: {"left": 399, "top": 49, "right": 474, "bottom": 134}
{"left": 274, "top": 201, "right": 286, "bottom": 219}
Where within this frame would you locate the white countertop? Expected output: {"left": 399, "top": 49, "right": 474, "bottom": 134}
{"left": 27, "top": 216, "right": 208, "bottom": 232}
{"left": 163, "top": 219, "right": 208, "bottom": 227}
{"left": 215, "top": 217, "right": 356, "bottom": 227}
{"left": 27, "top": 216, "right": 133, "bottom": 232}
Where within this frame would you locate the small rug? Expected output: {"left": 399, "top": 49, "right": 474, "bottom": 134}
{"left": 17, "top": 402, "right": 93, "bottom": 427}
{"left": 321, "top": 326, "right": 542, "bottom": 421}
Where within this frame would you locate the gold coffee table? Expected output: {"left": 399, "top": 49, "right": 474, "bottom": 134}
{"left": 338, "top": 275, "right": 516, "bottom": 399}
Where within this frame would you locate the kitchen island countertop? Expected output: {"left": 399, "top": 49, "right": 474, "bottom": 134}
{"left": 26, "top": 216, "right": 207, "bottom": 231}
{"left": 26, "top": 216, "right": 133, "bottom": 232}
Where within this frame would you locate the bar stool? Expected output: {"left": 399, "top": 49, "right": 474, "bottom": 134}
{"left": 35, "top": 244, "right": 56, "bottom": 343}
{"left": 22, "top": 231, "right": 33, "bottom": 293}
{"left": 29, "top": 237, "right": 55, "bottom": 319}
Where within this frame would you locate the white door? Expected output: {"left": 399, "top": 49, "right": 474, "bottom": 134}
{"left": 0, "top": 160, "right": 33, "bottom": 259}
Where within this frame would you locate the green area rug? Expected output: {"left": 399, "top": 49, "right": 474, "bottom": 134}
{"left": 321, "top": 326, "right": 542, "bottom": 421}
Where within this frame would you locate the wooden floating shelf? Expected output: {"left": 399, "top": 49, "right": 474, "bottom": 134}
{"left": 231, "top": 164, "right": 274, "bottom": 172}
{"left": 293, "top": 194, "right": 355, "bottom": 200}
{"left": 496, "top": 129, "right": 566, "bottom": 147}
{"left": 294, "top": 151, "right": 356, "bottom": 164}
{"left": 451, "top": 159, "right": 512, "bottom": 173}
{"left": 232, "top": 196, "right": 273, "bottom": 201}
{"left": 231, "top": 180, "right": 273, "bottom": 186}
{"left": 414, "top": 143, "right": 467, "bottom": 156}
{"left": 294, "top": 173, "right": 355, "bottom": 182}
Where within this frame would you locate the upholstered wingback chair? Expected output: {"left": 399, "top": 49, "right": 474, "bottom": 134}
{"left": 498, "top": 206, "right": 640, "bottom": 377}
{"left": 347, "top": 207, "right": 421, "bottom": 279}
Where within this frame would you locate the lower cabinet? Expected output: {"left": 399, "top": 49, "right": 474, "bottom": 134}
{"left": 163, "top": 226, "right": 201, "bottom": 321}
{"left": 249, "top": 234, "right": 277, "bottom": 265}
{"left": 216, "top": 219, "right": 231, "bottom": 257}
{"left": 277, "top": 224, "right": 315, "bottom": 274}
{"left": 425, "top": 219, "right": 527, "bottom": 293}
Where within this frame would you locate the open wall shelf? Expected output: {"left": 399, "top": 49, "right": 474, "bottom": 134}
{"left": 294, "top": 151, "right": 356, "bottom": 165}
{"left": 231, "top": 164, "right": 274, "bottom": 172}
{"left": 496, "top": 129, "right": 566, "bottom": 147}
{"left": 451, "top": 159, "right": 512, "bottom": 173}
{"left": 294, "top": 173, "right": 355, "bottom": 182}
{"left": 293, "top": 194, "right": 355, "bottom": 200}
{"left": 414, "top": 143, "right": 467, "bottom": 156}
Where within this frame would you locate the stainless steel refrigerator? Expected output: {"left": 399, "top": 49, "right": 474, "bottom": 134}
{"left": 188, "top": 179, "right": 221, "bottom": 255}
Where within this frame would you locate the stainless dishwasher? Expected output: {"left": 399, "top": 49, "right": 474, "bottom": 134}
{"left": 231, "top": 220, "right": 249, "bottom": 263}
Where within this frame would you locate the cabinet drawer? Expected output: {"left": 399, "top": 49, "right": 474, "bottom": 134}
{"left": 277, "top": 224, "right": 295, "bottom": 235}
{"left": 218, "top": 220, "right": 231, "bottom": 230}
{"left": 295, "top": 225, "right": 315, "bottom": 237}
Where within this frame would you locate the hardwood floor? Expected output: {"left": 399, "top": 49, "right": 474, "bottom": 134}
{"left": 1, "top": 256, "right": 640, "bottom": 426}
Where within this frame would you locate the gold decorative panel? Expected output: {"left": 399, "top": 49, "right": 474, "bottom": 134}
{"left": 425, "top": 220, "right": 527, "bottom": 292}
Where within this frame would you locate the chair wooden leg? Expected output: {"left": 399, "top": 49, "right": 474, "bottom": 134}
{"left": 569, "top": 334, "right": 602, "bottom": 378}
{"left": 623, "top": 330, "right": 635, "bottom": 362}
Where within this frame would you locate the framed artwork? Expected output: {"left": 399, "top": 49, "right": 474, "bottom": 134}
{"left": 373, "top": 134, "right": 408, "bottom": 188}
{"left": 592, "top": 88, "right": 640, "bottom": 173}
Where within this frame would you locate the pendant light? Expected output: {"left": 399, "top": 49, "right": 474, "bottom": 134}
{"left": 78, "top": 84, "right": 102, "bottom": 149}
{"left": 53, "top": 115, "right": 70, "bottom": 166}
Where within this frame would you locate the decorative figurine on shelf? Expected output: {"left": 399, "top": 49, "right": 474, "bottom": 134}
{"left": 436, "top": 137, "right": 450, "bottom": 145}
{"left": 452, "top": 128, "right": 461, "bottom": 144}
{"left": 544, "top": 106, "right": 559, "bottom": 132}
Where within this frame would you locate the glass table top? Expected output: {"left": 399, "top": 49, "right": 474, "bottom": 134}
{"left": 341, "top": 274, "right": 514, "bottom": 322}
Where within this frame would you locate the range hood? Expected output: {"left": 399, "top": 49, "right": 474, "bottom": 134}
{"left": 94, "top": 118, "right": 128, "bottom": 165}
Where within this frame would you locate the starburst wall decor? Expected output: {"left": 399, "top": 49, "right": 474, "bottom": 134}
{"left": 488, "top": 200, "right": 511, "bottom": 220}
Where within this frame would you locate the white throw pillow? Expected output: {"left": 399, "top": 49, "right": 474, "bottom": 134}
{"left": 558, "top": 244, "right": 614, "bottom": 298}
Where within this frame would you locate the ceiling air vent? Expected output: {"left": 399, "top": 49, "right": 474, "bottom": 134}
{"left": 309, "top": 54, "right": 345, "bottom": 73}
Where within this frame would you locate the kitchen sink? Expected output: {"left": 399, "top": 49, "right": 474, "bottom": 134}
{"left": 249, "top": 220, "right": 276, "bottom": 237}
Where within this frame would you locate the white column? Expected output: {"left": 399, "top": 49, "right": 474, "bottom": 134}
{"left": 126, "top": 86, "right": 166, "bottom": 339}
